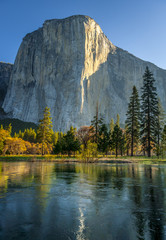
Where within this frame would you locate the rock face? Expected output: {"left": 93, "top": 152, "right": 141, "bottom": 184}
{"left": 0, "top": 62, "right": 13, "bottom": 116}
{"left": 3, "top": 15, "right": 166, "bottom": 131}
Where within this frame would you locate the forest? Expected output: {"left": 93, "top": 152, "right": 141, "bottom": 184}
{"left": 1, "top": 67, "right": 166, "bottom": 159}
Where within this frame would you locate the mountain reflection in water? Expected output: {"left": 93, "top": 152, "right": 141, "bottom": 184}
{"left": 0, "top": 162, "right": 166, "bottom": 240}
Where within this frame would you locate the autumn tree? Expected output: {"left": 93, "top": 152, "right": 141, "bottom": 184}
{"left": 77, "top": 126, "right": 92, "bottom": 149}
{"left": 3, "top": 138, "right": 27, "bottom": 155}
{"left": 80, "top": 140, "right": 98, "bottom": 162}
{"left": 0, "top": 127, "right": 10, "bottom": 154}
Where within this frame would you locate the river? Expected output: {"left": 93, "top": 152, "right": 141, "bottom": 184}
{"left": 0, "top": 162, "right": 166, "bottom": 240}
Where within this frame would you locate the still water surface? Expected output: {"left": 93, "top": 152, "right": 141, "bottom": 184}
{"left": 0, "top": 162, "right": 166, "bottom": 240}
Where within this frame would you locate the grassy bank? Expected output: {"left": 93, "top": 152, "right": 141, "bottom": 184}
{"left": 0, "top": 155, "right": 166, "bottom": 164}
{"left": 0, "top": 155, "right": 76, "bottom": 162}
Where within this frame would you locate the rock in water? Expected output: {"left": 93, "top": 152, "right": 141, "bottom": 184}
{"left": 2, "top": 15, "right": 166, "bottom": 131}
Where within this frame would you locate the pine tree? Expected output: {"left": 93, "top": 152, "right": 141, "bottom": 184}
{"left": 37, "top": 107, "right": 53, "bottom": 155}
{"left": 110, "top": 118, "right": 114, "bottom": 134}
{"left": 125, "top": 86, "right": 140, "bottom": 156}
{"left": 124, "top": 124, "right": 131, "bottom": 156}
{"left": 140, "top": 67, "right": 159, "bottom": 157}
{"left": 91, "top": 104, "right": 103, "bottom": 144}
{"left": 53, "top": 132, "right": 64, "bottom": 155}
{"left": 5, "top": 123, "right": 12, "bottom": 136}
{"left": 161, "top": 125, "right": 166, "bottom": 158}
{"left": 19, "top": 130, "right": 24, "bottom": 139}
{"left": 63, "top": 126, "right": 80, "bottom": 156}
{"left": 14, "top": 132, "right": 17, "bottom": 138}
{"left": 28, "top": 128, "right": 37, "bottom": 143}
{"left": 111, "top": 124, "right": 123, "bottom": 157}
{"left": 116, "top": 114, "right": 120, "bottom": 127}
{"left": 53, "top": 140, "right": 62, "bottom": 155}
{"left": 98, "top": 123, "right": 110, "bottom": 155}
{"left": 119, "top": 130, "right": 126, "bottom": 156}
{"left": 52, "top": 131, "right": 59, "bottom": 145}
{"left": 155, "top": 98, "right": 165, "bottom": 157}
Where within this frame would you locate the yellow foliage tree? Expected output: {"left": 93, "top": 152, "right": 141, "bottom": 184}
{"left": 80, "top": 140, "right": 98, "bottom": 162}
{"left": 3, "top": 137, "right": 27, "bottom": 155}
{"left": 0, "top": 129, "right": 10, "bottom": 154}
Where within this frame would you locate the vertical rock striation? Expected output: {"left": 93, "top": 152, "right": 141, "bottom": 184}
{"left": 3, "top": 15, "right": 166, "bottom": 130}
{"left": 0, "top": 62, "right": 13, "bottom": 117}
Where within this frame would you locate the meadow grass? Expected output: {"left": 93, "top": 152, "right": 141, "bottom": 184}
{"left": 0, "top": 154, "right": 166, "bottom": 164}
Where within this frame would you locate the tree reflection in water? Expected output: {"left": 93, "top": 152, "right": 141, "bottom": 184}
{"left": 0, "top": 162, "right": 166, "bottom": 240}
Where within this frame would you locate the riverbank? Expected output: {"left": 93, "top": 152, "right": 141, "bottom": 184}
{"left": 0, "top": 155, "right": 166, "bottom": 164}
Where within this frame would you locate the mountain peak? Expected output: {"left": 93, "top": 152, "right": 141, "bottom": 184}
{"left": 2, "top": 15, "right": 166, "bottom": 131}
{"left": 44, "top": 15, "right": 94, "bottom": 24}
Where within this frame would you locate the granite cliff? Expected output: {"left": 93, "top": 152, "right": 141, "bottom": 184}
{"left": 2, "top": 15, "right": 166, "bottom": 130}
{"left": 0, "top": 62, "right": 13, "bottom": 117}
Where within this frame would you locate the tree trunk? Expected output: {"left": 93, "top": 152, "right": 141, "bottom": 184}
{"left": 116, "top": 145, "right": 118, "bottom": 157}
{"left": 42, "top": 142, "right": 44, "bottom": 155}
{"left": 131, "top": 135, "right": 133, "bottom": 156}
{"left": 131, "top": 106, "right": 134, "bottom": 156}
{"left": 147, "top": 96, "right": 151, "bottom": 157}
{"left": 148, "top": 137, "right": 151, "bottom": 157}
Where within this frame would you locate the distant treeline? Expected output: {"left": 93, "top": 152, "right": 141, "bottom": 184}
{"left": 0, "top": 118, "right": 38, "bottom": 135}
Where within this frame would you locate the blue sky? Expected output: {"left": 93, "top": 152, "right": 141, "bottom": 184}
{"left": 1, "top": 0, "right": 166, "bottom": 69}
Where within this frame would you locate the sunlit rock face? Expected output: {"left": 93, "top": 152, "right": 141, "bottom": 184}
{"left": 3, "top": 15, "right": 166, "bottom": 130}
